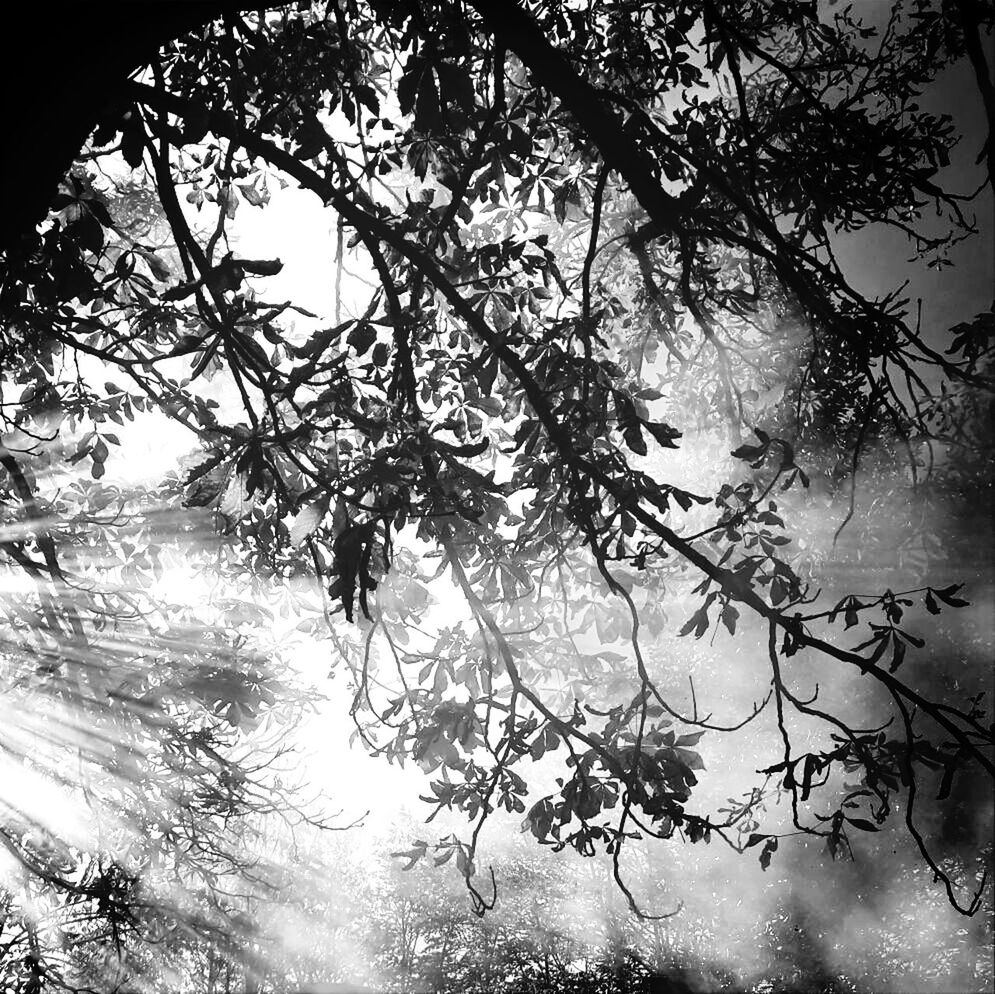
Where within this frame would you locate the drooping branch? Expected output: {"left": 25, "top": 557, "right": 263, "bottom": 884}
{"left": 124, "top": 78, "right": 995, "bottom": 790}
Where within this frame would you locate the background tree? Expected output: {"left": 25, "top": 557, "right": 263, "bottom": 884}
{"left": 0, "top": 405, "right": 340, "bottom": 989}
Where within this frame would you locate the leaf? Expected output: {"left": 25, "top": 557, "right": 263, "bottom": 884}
{"left": 720, "top": 603, "right": 739, "bottom": 635}
{"left": 73, "top": 214, "right": 105, "bottom": 253}
{"left": 219, "top": 473, "right": 253, "bottom": 519}
{"left": 239, "top": 258, "right": 283, "bottom": 277}
{"left": 220, "top": 185, "right": 238, "bottom": 220}
{"left": 293, "top": 319, "right": 354, "bottom": 359}
{"left": 347, "top": 322, "right": 377, "bottom": 356}
{"left": 477, "top": 352, "right": 500, "bottom": 396}
{"left": 52, "top": 192, "right": 78, "bottom": 211}
{"left": 826, "top": 831, "right": 842, "bottom": 861}
{"left": 137, "top": 249, "right": 172, "bottom": 282}
{"left": 937, "top": 760, "right": 958, "bottom": 801}
{"left": 414, "top": 65, "right": 443, "bottom": 134}
{"left": 390, "top": 842, "right": 428, "bottom": 870}
{"left": 845, "top": 817, "right": 879, "bottom": 832}
{"left": 934, "top": 584, "right": 969, "bottom": 608}
{"left": 730, "top": 442, "right": 765, "bottom": 461}
{"left": 232, "top": 332, "right": 271, "bottom": 373}
{"left": 436, "top": 61, "right": 476, "bottom": 115}
{"left": 644, "top": 421, "right": 682, "bottom": 448}
{"left": 397, "top": 54, "right": 423, "bottom": 117}
{"left": 843, "top": 598, "right": 860, "bottom": 629}
{"left": 622, "top": 422, "right": 646, "bottom": 456}
{"left": 799, "top": 754, "right": 818, "bottom": 801}
{"left": 84, "top": 198, "right": 114, "bottom": 228}
{"left": 678, "top": 606, "right": 709, "bottom": 639}
{"left": 759, "top": 836, "right": 778, "bottom": 870}
{"left": 888, "top": 637, "right": 905, "bottom": 672}
{"left": 455, "top": 845, "right": 475, "bottom": 878}
{"left": 288, "top": 499, "right": 328, "bottom": 545}
{"left": 675, "top": 730, "right": 705, "bottom": 748}
{"left": 206, "top": 255, "right": 244, "bottom": 293}
{"left": 238, "top": 181, "right": 270, "bottom": 207}
{"left": 120, "top": 112, "right": 146, "bottom": 168}
{"left": 675, "top": 747, "right": 705, "bottom": 771}
{"left": 553, "top": 186, "right": 569, "bottom": 225}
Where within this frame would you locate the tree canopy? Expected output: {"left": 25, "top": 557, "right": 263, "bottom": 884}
{"left": 1, "top": 0, "right": 993, "bottom": 987}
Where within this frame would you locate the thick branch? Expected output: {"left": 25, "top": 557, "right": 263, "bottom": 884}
{"left": 466, "top": 0, "right": 690, "bottom": 235}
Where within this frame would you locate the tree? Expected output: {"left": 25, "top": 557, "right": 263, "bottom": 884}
{"left": 1, "top": 0, "right": 993, "bottom": 957}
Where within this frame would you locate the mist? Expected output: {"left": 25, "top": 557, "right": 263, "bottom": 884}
{"left": 3, "top": 1, "right": 994, "bottom": 990}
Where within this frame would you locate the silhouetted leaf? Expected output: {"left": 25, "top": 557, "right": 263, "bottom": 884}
{"left": 347, "top": 322, "right": 377, "bottom": 356}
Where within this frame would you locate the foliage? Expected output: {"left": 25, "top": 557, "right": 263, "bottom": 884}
{"left": 207, "top": 822, "right": 993, "bottom": 993}
{"left": 0, "top": 454, "right": 334, "bottom": 988}
{"left": 1, "top": 0, "right": 994, "bottom": 984}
